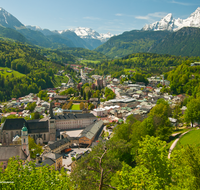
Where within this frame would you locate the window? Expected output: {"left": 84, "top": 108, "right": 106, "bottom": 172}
{"left": 24, "top": 139, "right": 25, "bottom": 143}
{"left": 44, "top": 134, "right": 46, "bottom": 140}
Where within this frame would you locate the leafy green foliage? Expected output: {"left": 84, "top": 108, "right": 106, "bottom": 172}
{"left": 91, "top": 52, "right": 199, "bottom": 76}
{"left": 25, "top": 102, "right": 36, "bottom": 112}
{"left": 184, "top": 97, "right": 200, "bottom": 127}
{"left": 71, "top": 140, "right": 131, "bottom": 190}
{"left": 0, "top": 157, "right": 72, "bottom": 190}
{"left": 28, "top": 136, "right": 43, "bottom": 159}
{"left": 167, "top": 62, "right": 200, "bottom": 95}
{"left": 112, "top": 136, "right": 172, "bottom": 190}
{"left": 37, "top": 90, "right": 49, "bottom": 101}
{"left": 171, "top": 145, "right": 200, "bottom": 189}
{"left": 0, "top": 40, "right": 64, "bottom": 102}
{"left": 104, "top": 87, "right": 116, "bottom": 101}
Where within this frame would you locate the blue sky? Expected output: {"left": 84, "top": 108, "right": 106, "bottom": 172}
{"left": 1, "top": 0, "right": 200, "bottom": 34}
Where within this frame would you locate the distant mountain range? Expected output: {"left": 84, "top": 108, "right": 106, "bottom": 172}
{"left": 142, "top": 7, "right": 200, "bottom": 32}
{"left": 0, "top": 7, "right": 113, "bottom": 50}
{"left": 95, "top": 7, "right": 200, "bottom": 58}
{"left": 95, "top": 26, "right": 200, "bottom": 58}
{"left": 0, "top": 7, "right": 200, "bottom": 58}
{"left": 26, "top": 25, "right": 113, "bottom": 49}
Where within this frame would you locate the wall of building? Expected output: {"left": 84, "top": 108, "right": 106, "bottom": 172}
{"left": 55, "top": 118, "right": 95, "bottom": 130}
{"left": 55, "top": 157, "right": 62, "bottom": 170}
{"left": 79, "top": 136, "right": 94, "bottom": 146}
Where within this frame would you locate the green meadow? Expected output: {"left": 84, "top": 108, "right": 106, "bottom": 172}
{"left": 0, "top": 67, "right": 25, "bottom": 78}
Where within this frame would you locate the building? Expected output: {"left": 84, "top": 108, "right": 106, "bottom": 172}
{"left": 0, "top": 118, "right": 54, "bottom": 145}
{"left": 0, "top": 108, "right": 97, "bottom": 145}
{"left": 36, "top": 152, "right": 63, "bottom": 170}
{"left": 92, "top": 108, "right": 108, "bottom": 117}
{"left": 43, "top": 137, "right": 79, "bottom": 154}
{"left": 0, "top": 125, "right": 30, "bottom": 170}
{"left": 79, "top": 120, "right": 104, "bottom": 146}
{"left": 51, "top": 113, "right": 97, "bottom": 130}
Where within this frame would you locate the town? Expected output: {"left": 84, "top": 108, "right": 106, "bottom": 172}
{"left": 1, "top": 4, "right": 200, "bottom": 189}
{"left": 0, "top": 63, "right": 191, "bottom": 173}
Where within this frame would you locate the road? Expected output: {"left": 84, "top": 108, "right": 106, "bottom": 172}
{"left": 168, "top": 130, "right": 192, "bottom": 159}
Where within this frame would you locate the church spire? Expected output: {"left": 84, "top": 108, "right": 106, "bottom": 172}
{"left": 49, "top": 102, "right": 54, "bottom": 118}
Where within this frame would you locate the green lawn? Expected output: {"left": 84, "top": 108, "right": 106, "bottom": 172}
{"left": 0, "top": 67, "right": 25, "bottom": 78}
{"left": 80, "top": 60, "right": 101, "bottom": 65}
{"left": 71, "top": 104, "right": 80, "bottom": 110}
{"left": 176, "top": 129, "right": 200, "bottom": 149}
{"left": 124, "top": 68, "right": 136, "bottom": 72}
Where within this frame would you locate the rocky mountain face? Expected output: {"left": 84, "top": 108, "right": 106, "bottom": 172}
{"left": 142, "top": 7, "right": 200, "bottom": 32}
{"left": 0, "top": 7, "right": 24, "bottom": 29}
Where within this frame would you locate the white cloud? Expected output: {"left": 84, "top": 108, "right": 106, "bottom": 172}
{"left": 169, "top": 0, "right": 196, "bottom": 6}
{"left": 83, "top": 16, "right": 101, "bottom": 20}
{"left": 135, "top": 12, "right": 167, "bottom": 22}
{"left": 115, "top": 13, "right": 123, "bottom": 16}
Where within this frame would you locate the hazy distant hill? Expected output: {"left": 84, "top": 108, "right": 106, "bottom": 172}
{"left": 27, "top": 26, "right": 113, "bottom": 49}
{"left": 95, "top": 30, "right": 170, "bottom": 58}
{"left": 0, "top": 26, "right": 29, "bottom": 43}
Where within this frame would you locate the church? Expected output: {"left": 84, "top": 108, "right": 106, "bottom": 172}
{"left": 0, "top": 124, "right": 30, "bottom": 170}
{"left": 0, "top": 118, "right": 55, "bottom": 145}
{"left": 0, "top": 111, "right": 96, "bottom": 145}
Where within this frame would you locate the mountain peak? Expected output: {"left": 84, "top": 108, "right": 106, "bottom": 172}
{"left": 162, "top": 13, "right": 173, "bottom": 22}
{"left": 142, "top": 7, "right": 200, "bottom": 32}
{"left": 0, "top": 7, "right": 24, "bottom": 29}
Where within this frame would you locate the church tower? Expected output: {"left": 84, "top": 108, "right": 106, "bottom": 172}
{"left": 49, "top": 102, "right": 56, "bottom": 142}
{"left": 21, "top": 123, "right": 30, "bottom": 157}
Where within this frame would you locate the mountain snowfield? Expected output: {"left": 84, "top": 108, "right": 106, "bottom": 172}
{"left": 142, "top": 7, "right": 200, "bottom": 31}
{"left": 27, "top": 26, "right": 114, "bottom": 42}
{"left": 68, "top": 27, "right": 114, "bottom": 42}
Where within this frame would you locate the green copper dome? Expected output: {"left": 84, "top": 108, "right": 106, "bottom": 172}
{"left": 22, "top": 123, "right": 28, "bottom": 131}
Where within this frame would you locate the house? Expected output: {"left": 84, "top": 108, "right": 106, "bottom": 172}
{"left": 79, "top": 120, "right": 104, "bottom": 146}
{"left": 112, "top": 78, "right": 119, "bottom": 85}
{"left": 35, "top": 152, "right": 63, "bottom": 170}
{"left": 169, "top": 117, "right": 178, "bottom": 127}
{"left": 42, "top": 137, "right": 79, "bottom": 154}
{"left": 181, "top": 106, "right": 187, "bottom": 115}
{"left": 92, "top": 108, "right": 107, "bottom": 117}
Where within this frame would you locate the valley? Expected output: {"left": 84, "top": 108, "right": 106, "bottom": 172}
{"left": 0, "top": 5, "right": 200, "bottom": 190}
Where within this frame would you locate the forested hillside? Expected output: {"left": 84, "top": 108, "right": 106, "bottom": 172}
{"left": 55, "top": 47, "right": 108, "bottom": 61}
{"left": 0, "top": 40, "right": 63, "bottom": 101}
{"left": 95, "top": 30, "right": 170, "bottom": 58}
{"left": 88, "top": 53, "right": 200, "bottom": 76}
{"left": 150, "top": 27, "right": 200, "bottom": 56}
{"left": 166, "top": 61, "right": 200, "bottom": 96}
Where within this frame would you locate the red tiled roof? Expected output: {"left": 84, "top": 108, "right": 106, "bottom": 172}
{"left": 10, "top": 112, "right": 17, "bottom": 115}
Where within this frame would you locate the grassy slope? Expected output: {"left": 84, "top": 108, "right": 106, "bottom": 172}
{"left": 176, "top": 129, "right": 200, "bottom": 148}
{"left": 80, "top": 60, "right": 101, "bottom": 64}
{"left": 0, "top": 67, "right": 25, "bottom": 78}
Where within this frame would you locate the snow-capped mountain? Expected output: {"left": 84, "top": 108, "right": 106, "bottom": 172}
{"left": 0, "top": 7, "right": 24, "bottom": 29}
{"left": 142, "top": 7, "right": 200, "bottom": 32}
{"left": 58, "top": 27, "right": 114, "bottom": 42}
